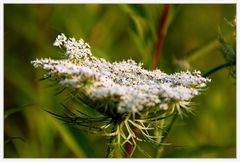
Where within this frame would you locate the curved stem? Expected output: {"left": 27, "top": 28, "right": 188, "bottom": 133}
{"left": 161, "top": 113, "right": 178, "bottom": 143}
{"left": 203, "top": 61, "right": 235, "bottom": 77}
{"left": 155, "top": 113, "right": 177, "bottom": 158}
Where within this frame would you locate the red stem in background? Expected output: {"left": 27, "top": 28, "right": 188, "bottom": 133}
{"left": 152, "top": 4, "right": 170, "bottom": 70}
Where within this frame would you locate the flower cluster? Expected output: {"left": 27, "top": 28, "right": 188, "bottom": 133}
{"left": 31, "top": 34, "right": 211, "bottom": 157}
{"left": 31, "top": 33, "right": 211, "bottom": 115}
{"left": 53, "top": 33, "right": 92, "bottom": 59}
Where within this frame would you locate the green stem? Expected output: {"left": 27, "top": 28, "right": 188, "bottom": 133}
{"left": 203, "top": 61, "right": 235, "bottom": 77}
{"left": 186, "top": 33, "right": 233, "bottom": 63}
{"left": 155, "top": 119, "right": 165, "bottom": 157}
{"left": 105, "top": 126, "right": 117, "bottom": 158}
{"left": 155, "top": 113, "right": 177, "bottom": 158}
{"left": 161, "top": 113, "right": 178, "bottom": 143}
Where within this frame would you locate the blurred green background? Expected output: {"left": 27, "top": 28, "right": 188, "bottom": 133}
{"left": 4, "top": 4, "right": 236, "bottom": 158}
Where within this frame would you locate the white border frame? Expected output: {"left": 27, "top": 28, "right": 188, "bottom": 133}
{"left": 1, "top": 1, "right": 238, "bottom": 161}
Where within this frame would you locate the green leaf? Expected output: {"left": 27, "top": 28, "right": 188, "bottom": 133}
{"left": 128, "top": 16, "right": 138, "bottom": 35}
{"left": 119, "top": 4, "right": 147, "bottom": 18}
{"left": 126, "top": 4, "right": 147, "bottom": 18}
{"left": 50, "top": 118, "right": 87, "bottom": 157}
{"left": 4, "top": 136, "right": 25, "bottom": 145}
{"left": 4, "top": 104, "right": 32, "bottom": 119}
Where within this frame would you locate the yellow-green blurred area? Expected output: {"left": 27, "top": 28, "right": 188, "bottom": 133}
{"left": 4, "top": 4, "right": 236, "bottom": 158}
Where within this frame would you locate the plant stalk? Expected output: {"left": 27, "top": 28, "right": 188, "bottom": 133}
{"left": 185, "top": 33, "right": 233, "bottom": 63}
{"left": 203, "top": 61, "right": 235, "bottom": 77}
{"left": 155, "top": 119, "right": 165, "bottom": 157}
{"left": 155, "top": 113, "right": 178, "bottom": 157}
{"left": 152, "top": 4, "right": 170, "bottom": 69}
{"left": 105, "top": 125, "right": 118, "bottom": 158}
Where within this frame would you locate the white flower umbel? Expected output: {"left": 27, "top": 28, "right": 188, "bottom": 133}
{"left": 31, "top": 34, "right": 211, "bottom": 157}
{"left": 31, "top": 34, "right": 211, "bottom": 115}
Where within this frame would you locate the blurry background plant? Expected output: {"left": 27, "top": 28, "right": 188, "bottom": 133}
{"left": 4, "top": 4, "right": 236, "bottom": 158}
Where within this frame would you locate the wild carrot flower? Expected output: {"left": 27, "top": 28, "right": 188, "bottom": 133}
{"left": 31, "top": 33, "right": 211, "bottom": 157}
